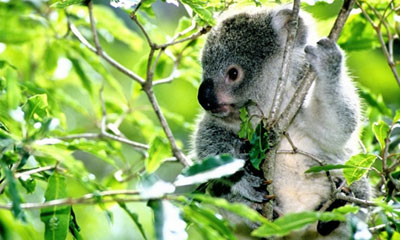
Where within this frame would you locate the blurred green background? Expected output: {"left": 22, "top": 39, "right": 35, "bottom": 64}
{"left": 0, "top": 0, "right": 399, "bottom": 239}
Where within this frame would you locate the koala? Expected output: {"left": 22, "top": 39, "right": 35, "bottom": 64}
{"left": 193, "top": 6, "right": 370, "bottom": 240}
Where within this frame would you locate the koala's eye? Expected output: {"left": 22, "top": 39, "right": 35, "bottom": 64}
{"left": 228, "top": 68, "right": 239, "bottom": 81}
{"left": 225, "top": 65, "right": 243, "bottom": 83}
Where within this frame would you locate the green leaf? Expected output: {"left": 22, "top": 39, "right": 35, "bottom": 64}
{"left": 358, "top": 88, "right": 392, "bottom": 117}
{"left": 51, "top": 0, "right": 85, "bottom": 8}
{"left": 180, "top": 0, "right": 215, "bottom": 25}
{"left": 305, "top": 164, "right": 352, "bottom": 173}
{"left": 118, "top": 203, "right": 147, "bottom": 240}
{"left": 183, "top": 203, "right": 236, "bottom": 240}
{"left": 1, "top": 162, "right": 25, "bottom": 221}
{"left": 174, "top": 155, "right": 244, "bottom": 186}
{"left": 22, "top": 94, "right": 49, "bottom": 123}
{"left": 5, "top": 66, "right": 21, "bottom": 110}
{"left": 148, "top": 200, "right": 187, "bottom": 240}
{"left": 19, "top": 177, "right": 36, "bottom": 194}
{"left": 191, "top": 194, "right": 267, "bottom": 224}
{"left": 343, "top": 154, "right": 376, "bottom": 186}
{"left": 372, "top": 120, "right": 390, "bottom": 150}
{"left": 69, "top": 208, "right": 83, "bottom": 240}
{"left": 394, "top": 109, "right": 400, "bottom": 123}
{"left": 145, "top": 136, "right": 171, "bottom": 174}
{"left": 68, "top": 56, "right": 93, "bottom": 96}
{"left": 238, "top": 107, "right": 253, "bottom": 139}
{"left": 40, "top": 172, "right": 71, "bottom": 240}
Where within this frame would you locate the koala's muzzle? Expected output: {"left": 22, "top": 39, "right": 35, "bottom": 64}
{"left": 198, "top": 78, "right": 219, "bottom": 111}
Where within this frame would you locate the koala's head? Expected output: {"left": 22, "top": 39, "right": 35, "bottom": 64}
{"left": 198, "top": 7, "right": 310, "bottom": 121}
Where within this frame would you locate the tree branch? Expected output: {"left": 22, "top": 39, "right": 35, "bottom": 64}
{"left": 269, "top": 0, "right": 301, "bottom": 122}
{"left": 356, "top": 0, "right": 400, "bottom": 87}
{"left": 69, "top": 23, "right": 145, "bottom": 85}
{"left": 335, "top": 193, "right": 376, "bottom": 207}
{"left": 277, "top": 0, "right": 356, "bottom": 131}
{"left": 0, "top": 190, "right": 141, "bottom": 210}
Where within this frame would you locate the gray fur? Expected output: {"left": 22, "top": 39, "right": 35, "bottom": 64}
{"left": 193, "top": 6, "right": 370, "bottom": 239}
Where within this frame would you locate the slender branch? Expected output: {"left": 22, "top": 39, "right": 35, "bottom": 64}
{"left": 0, "top": 190, "right": 141, "bottom": 210}
{"left": 39, "top": 133, "right": 149, "bottom": 151}
{"left": 277, "top": 0, "right": 356, "bottom": 131}
{"left": 130, "top": 13, "right": 155, "bottom": 48}
{"left": 88, "top": 0, "right": 102, "bottom": 54}
{"left": 356, "top": 1, "right": 400, "bottom": 87}
{"left": 269, "top": 0, "right": 301, "bottom": 122}
{"left": 335, "top": 193, "right": 376, "bottom": 207}
{"left": 15, "top": 166, "right": 61, "bottom": 179}
{"left": 157, "top": 26, "right": 211, "bottom": 49}
{"left": 369, "top": 224, "right": 386, "bottom": 233}
{"left": 144, "top": 89, "right": 193, "bottom": 167}
{"left": 69, "top": 23, "right": 145, "bottom": 85}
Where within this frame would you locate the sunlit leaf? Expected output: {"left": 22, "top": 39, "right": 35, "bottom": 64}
{"left": 145, "top": 136, "right": 171, "bottom": 174}
{"left": 68, "top": 56, "right": 93, "bottom": 96}
{"left": 372, "top": 120, "right": 390, "bottom": 150}
{"left": 138, "top": 174, "right": 175, "bottom": 198}
{"left": 40, "top": 172, "right": 71, "bottom": 240}
{"left": 52, "top": 0, "right": 86, "bottom": 8}
{"left": 148, "top": 200, "right": 188, "bottom": 240}
{"left": 183, "top": 203, "right": 236, "bottom": 240}
{"left": 174, "top": 155, "right": 244, "bottom": 186}
{"left": 118, "top": 203, "right": 147, "bottom": 240}
{"left": 393, "top": 109, "right": 400, "bottom": 123}
{"left": 344, "top": 154, "right": 376, "bottom": 186}
{"left": 1, "top": 162, "right": 25, "bottom": 221}
{"left": 180, "top": 0, "right": 215, "bottom": 25}
{"left": 5, "top": 66, "right": 21, "bottom": 110}
{"left": 22, "top": 94, "right": 49, "bottom": 123}
{"left": 191, "top": 194, "right": 267, "bottom": 224}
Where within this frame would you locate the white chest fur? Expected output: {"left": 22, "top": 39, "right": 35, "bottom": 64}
{"left": 273, "top": 127, "right": 331, "bottom": 214}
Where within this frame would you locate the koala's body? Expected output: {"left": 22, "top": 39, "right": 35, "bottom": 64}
{"left": 193, "top": 6, "right": 370, "bottom": 240}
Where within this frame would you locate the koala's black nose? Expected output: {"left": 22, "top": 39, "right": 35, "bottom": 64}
{"left": 198, "top": 78, "right": 219, "bottom": 111}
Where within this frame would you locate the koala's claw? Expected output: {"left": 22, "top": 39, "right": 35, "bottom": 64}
{"left": 305, "top": 38, "right": 342, "bottom": 80}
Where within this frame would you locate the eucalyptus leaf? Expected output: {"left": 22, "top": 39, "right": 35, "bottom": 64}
{"left": 145, "top": 136, "right": 171, "bottom": 174}
{"left": 40, "top": 172, "right": 71, "bottom": 240}
{"left": 372, "top": 120, "right": 390, "bottom": 150}
{"left": 344, "top": 154, "right": 376, "bottom": 186}
{"left": 1, "top": 162, "right": 25, "bottom": 221}
{"left": 52, "top": 0, "right": 86, "bottom": 8}
{"left": 174, "top": 155, "right": 244, "bottom": 186}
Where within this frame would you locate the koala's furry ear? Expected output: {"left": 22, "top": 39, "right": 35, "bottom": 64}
{"left": 271, "top": 8, "right": 315, "bottom": 47}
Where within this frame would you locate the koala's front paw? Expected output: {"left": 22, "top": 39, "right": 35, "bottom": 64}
{"left": 230, "top": 170, "right": 270, "bottom": 203}
{"left": 305, "top": 38, "right": 342, "bottom": 80}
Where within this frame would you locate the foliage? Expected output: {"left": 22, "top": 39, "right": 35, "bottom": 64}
{"left": 0, "top": 0, "right": 399, "bottom": 240}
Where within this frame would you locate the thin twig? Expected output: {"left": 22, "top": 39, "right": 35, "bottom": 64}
{"left": 38, "top": 133, "right": 149, "bottom": 151}
{"left": 144, "top": 89, "right": 193, "bottom": 167}
{"left": 15, "top": 166, "right": 61, "bottom": 179}
{"left": 277, "top": 0, "right": 356, "bottom": 130}
{"left": 335, "top": 193, "right": 376, "bottom": 207}
{"left": 130, "top": 13, "right": 155, "bottom": 48}
{"left": 0, "top": 190, "right": 141, "bottom": 210}
{"left": 269, "top": 0, "right": 301, "bottom": 122}
{"left": 69, "top": 23, "right": 145, "bottom": 85}
{"left": 88, "top": 0, "right": 102, "bottom": 55}
{"left": 356, "top": 1, "right": 400, "bottom": 87}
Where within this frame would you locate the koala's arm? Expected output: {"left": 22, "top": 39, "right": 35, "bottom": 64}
{"left": 194, "top": 115, "right": 269, "bottom": 204}
{"left": 299, "top": 38, "right": 360, "bottom": 151}
{"left": 194, "top": 115, "right": 244, "bottom": 160}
